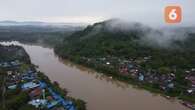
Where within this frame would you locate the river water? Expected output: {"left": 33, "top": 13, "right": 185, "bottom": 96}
{"left": 0, "top": 41, "right": 189, "bottom": 110}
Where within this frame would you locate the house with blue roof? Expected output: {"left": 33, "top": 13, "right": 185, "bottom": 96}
{"left": 21, "top": 81, "right": 41, "bottom": 90}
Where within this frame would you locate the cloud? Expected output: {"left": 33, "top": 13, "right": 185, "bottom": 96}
{"left": 0, "top": 0, "right": 194, "bottom": 26}
{"left": 100, "top": 19, "right": 192, "bottom": 49}
{"left": 141, "top": 29, "right": 189, "bottom": 49}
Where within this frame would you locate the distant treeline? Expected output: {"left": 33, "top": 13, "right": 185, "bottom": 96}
{"left": 0, "top": 25, "right": 83, "bottom": 47}
{"left": 0, "top": 31, "right": 69, "bottom": 46}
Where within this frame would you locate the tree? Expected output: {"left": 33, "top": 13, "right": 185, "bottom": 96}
{"left": 158, "top": 67, "right": 171, "bottom": 74}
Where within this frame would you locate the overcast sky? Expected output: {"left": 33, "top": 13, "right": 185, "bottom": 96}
{"left": 0, "top": 0, "right": 194, "bottom": 27}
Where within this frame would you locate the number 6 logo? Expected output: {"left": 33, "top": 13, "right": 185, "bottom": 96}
{"left": 165, "top": 6, "right": 182, "bottom": 23}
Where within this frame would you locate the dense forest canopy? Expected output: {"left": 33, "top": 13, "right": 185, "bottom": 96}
{"left": 55, "top": 19, "right": 195, "bottom": 69}
{"left": 54, "top": 20, "right": 195, "bottom": 102}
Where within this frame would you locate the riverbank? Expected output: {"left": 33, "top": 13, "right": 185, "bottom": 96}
{"left": 0, "top": 44, "right": 86, "bottom": 110}
{"left": 1, "top": 41, "right": 191, "bottom": 110}
{"left": 37, "top": 72, "right": 86, "bottom": 110}
{"left": 54, "top": 49, "right": 195, "bottom": 108}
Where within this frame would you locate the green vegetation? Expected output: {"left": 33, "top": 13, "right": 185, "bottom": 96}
{"left": 54, "top": 20, "right": 195, "bottom": 103}
{"left": 19, "top": 104, "right": 38, "bottom": 110}
{"left": 0, "top": 45, "right": 35, "bottom": 110}
{"left": 0, "top": 25, "right": 82, "bottom": 47}
{"left": 0, "top": 31, "right": 69, "bottom": 47}
{"left": 0, "top": 45, "right": 86, "bottom": 110}
{"left": 0, "top": 70, "right": 6, "bottom": 109}
{"left": 1, "top": 20, "right": 195, "bottom": 107}
{"left": 0, "top": 71, "right": 35, "bottom": 110}
{"left": 0, "top": 45, "right": 30, "bottom": 63}
{"left": 5, "top": 91, "right": 30, "bottom": 110}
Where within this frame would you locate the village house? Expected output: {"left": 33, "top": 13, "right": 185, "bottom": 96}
{"left": 21, "top": 80, "right": 41, "bottom": 90}
{"left": 29, "top": 88, "right": 43, "bottom": 98}
{"left": 186, "top": 73, "right": 195, "bottom": 87}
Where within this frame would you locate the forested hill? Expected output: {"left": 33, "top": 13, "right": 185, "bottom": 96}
{"left": 54, "top": 20, "right": 195, "bottom": 56}
{"left": 55, "top": 19, "right": 195, "bottom": 62}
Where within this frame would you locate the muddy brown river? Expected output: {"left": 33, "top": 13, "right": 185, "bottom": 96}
{"left": 1, "top": 41, "right": 189, "bottom": 110}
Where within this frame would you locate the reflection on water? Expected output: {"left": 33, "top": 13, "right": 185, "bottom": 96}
{"left": 0, "top": 41, "right": 190, "bottom": 110}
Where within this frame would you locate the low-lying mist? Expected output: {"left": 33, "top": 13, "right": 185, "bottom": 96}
{"left": 93, "top": 19, "right": 195, "bottom": 49}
